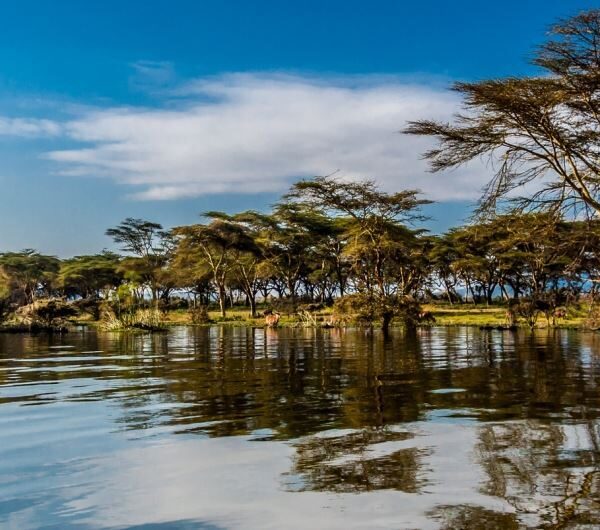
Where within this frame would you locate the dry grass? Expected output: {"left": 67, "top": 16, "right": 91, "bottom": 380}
{"left": 81, "top": 302, "right": 592, "bottom": 330}
{"left": 100, "top": 308, "right": 167, "bottom": 331}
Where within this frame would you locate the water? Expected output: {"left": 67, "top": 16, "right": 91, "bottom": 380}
{"left": 0, "top": 326, "right": 599, "bottom": 529}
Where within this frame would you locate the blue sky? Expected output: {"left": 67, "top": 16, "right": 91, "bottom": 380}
{"left": 0, "top": 0, "right": 598, "bottom": 256}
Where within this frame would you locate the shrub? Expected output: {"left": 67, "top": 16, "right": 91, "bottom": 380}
{"left": 332, "top": 293, "right": 422, "bottom": 330}
{"left": 189, "top": 305, "right": 211, "bottom": 324}
{"left": 14, "top": 298, "right": 77, "bottom": 329}
{"left": 100, "top": 306, "right": 166, "bottom": 331}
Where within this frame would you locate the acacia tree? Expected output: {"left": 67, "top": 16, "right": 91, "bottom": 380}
{"left": 106, "top": 218, "right": 174, "bottom": 303}
{"left": 202, "top": 211, "right": 266, "bottom": 317}
{"left": 57, "top": 252, "right": 123, "bottom": 319}
{"left": 428, "top": 235, "right": 463, "bottom": 304}
{"left": 287, "top": 176, "right": 430, "bottom": 330}
{"left": 564, "top": 219, "right": 600, "bottom": 289}
{"left": 445, "top": 225, "right": 505, "bottom": 305}
{"left": 58, "top": 252, "right": 122, "bottom": 299}
{"left": 405, "top": 10, "right": 600, "bottom": 215}
{"left": 301, "top": 215, "right": 348, "bottom": 301}
{"left": 270, "top": 203, "right": 343, "bottom": 305}
{"left": 0, "top": 250, "right": 60, "bottom": 304}
{"left": 172, "top": 215, "right": 258, "bottom": 318}
{"left": 0, "top": 267, "right": 11, "bottom": 321}
{"left": 491, "top": 213, "right": 575, "bottom": 301}
{"left": 231, "top": 206, "right": 317, "bottom": 308}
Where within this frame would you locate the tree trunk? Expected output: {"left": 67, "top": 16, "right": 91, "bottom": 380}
{"left": 218, "top": 284, "right": 227, "bottom": 318}
{"left": 381, "top": 311, "right": 393, "bottom": 333}
{"left": 486, "top": 286, "right": 493, "bottom": 306}
{"left": 248, "top": 293, "right": 257, "bottom": 318}
{"left": 443, "top": 279, "right": 454, "bottom": 305}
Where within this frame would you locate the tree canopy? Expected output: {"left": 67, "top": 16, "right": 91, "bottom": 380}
{"left": 405, "top": 10, "right": 600, "bottom": 216}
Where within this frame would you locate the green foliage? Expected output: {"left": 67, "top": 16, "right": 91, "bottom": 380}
{"left": 106, "top": 218, "right": 166, "bottom": 256}
{"left": 58, "top": 252, "right": 122, "bottom": 299}
{"left": 172, "top": 216, "right": 260, "bottom": 317}
{"left": 0, "top": 250, "right": 60, "bottom": 304}
{"left": 106, "top": 218, "right": 175, "bottom": 302}
{"left": 0, "top": 268, "right": 11, "bottom": 322}
{"left": 406, "top": 10, "right": 600, "bottom": 215}
{"left": 429, "top": 213, "right": 594, "bottom": 305}
{"left": 333, "top": 293, "right": 422, "bottom": 329}
{"left": 287, "top": 176, "right": 429, "bottom": 329}
{"left": 3, "top": 174, "right": 600, "bottom": 331}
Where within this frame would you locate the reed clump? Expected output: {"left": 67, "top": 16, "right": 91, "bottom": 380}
{"left": 100, "top": 307, "right": 166, "bottom": 331}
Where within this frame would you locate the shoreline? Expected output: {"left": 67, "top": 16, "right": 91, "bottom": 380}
{"left": 1, "top": 303, "right": 594, "bottom": 333}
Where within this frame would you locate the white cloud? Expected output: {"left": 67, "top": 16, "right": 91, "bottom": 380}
{"left": 61, "top": 423, "right": 508, "bottom": 530}
{"left": 0, "top": 116, "right": 62, "bottom": 137}
{"left": 41, "top": 73, "right": 489, "bottom": 201}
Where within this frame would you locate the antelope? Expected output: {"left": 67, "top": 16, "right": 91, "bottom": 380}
{"left": 265, "top": 312, "right": 281, "bottom": 328}
{"left": 418, "top": 311, "right": 436, "bottom": 324}
{"left": 552, "top": 306, "right": 568, "bottom": 326}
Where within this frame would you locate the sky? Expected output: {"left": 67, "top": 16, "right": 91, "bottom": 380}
{"left": 0, "top": 0, "right": 598, "bottom": 256}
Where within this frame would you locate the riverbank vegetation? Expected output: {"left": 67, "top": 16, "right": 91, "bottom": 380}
{"left": 3, "top": 10, "right": 600, "bottom": 332}
{"left": 2, "top": 175, "right": 600, "bottom": 332}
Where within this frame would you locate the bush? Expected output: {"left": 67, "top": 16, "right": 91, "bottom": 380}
{"left": 332, "top": 293, "right": 422, "bottom": 329}
{"left": 72, "top": 297, "right": 102, "bottom": 320}
{"left": 162, "top": 297, "right": 189, "bottom": 311}
{"left": 189, "top": 305, "right": 211, "bottom": 324}
{"left": 14, "top": 298, "right": 77, "bottom": 329}
{"left": 100, "top": 307, "right": 166, "bottom": 331}
{"left": 272, "top": 297, "right": 297, "bottom": 315}
{"left": 0, "top": 298, "right": 10, "bottom": 324}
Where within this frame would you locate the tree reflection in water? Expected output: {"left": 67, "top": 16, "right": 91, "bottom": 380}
{"left": 0, "top": 326, "right": 599, "bottom": 528}
{"left": 284, "top": 427, "right": 429, "bottom": 493}
{"left": 430, "top": 505, "right": 521, "bottom": 530}
{"left": 477, "top": 421, "right": 600, "bottom": 528}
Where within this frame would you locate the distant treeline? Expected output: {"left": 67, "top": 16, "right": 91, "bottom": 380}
{"left": 2, "top": 175, "right": 600, "bottom": 330}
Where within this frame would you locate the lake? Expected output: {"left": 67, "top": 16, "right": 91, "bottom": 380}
{"left": 1, "top": 326, "right": 599, "bottom": 529}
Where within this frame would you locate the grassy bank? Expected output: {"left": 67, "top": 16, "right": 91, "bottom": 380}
{"left": 421, "top": 304, "right": 585, "bottom": 329}
{"left": 138, "top": 302, "right": 591, "bottom": 330}
{"left": 40, "top": 300, "right": 595, "bottom": 332}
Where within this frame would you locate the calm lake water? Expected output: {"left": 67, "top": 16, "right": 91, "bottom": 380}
{"left": 1, "top": 326, "right": 599, "bottom": 529}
